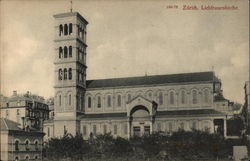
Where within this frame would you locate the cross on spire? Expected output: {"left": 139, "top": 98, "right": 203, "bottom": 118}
{"left": 70, "top": 1, "right": 73, "bottom": 12}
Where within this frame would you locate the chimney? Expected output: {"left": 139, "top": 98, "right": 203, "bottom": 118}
{"left": 13, "top": 90, "right": 17, "bottom": 96}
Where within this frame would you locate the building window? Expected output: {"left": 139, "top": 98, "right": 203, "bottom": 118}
{"left": 47, "top": 127, "right": 50, "bottom": 137}
{"left": 59, "top": 95, "right": 61, "bottom": 106}
{"left": 148, "top": 92, "right": 152, "bottom": 100}
{"left": 192, "top": 90, "right": 198, "bottom": 104}
{"left": 68, "top": 68, "right": 72, "bottom": 80}
{"left": 97, "top": 96, "right": 101, "bottom": 108}
{"left": 58, "top": 69, "right": 63, "bottom": 80}
{"left": 180, "top": 123, "right": 184, "bottom": 130}
{"left": 107, "top": 95, "right": 111, "bottom": 107}
{"left": 159, "top": 92, "right": 163, "bottom": 105}
{"left": 15, "top": 140, "right": 19, "bottom": 151}
{"left": 191, "top": 121, "right": 197, "bottom": 130}
{"left": 25, "top": 140, "right": 30, "bottom": 151}
{"left": 204, "top": 89, "right": 209, "bottom": 103}
{"left": 169, "top": 122, "right": 172, "bottom": 132}
{"left": 117, "top": 95, "right": 121, "bottom": 107}
{"left": 59, "top": 47, "right": 63, "bottom": 58}
{"left": 83, "top": 125, "right": 87, "bottom": 136}
{"left": 103, "top": 125, "right": 107, "bottom": 134}
{"left": 88, "top": 97, "right": 91, "bottom": 108}
{"left": 68, "top": 94, "right": 71, "bottom": 105}
{"left": 181, "top": 90, "right": 186, "bottom": 104}
{"left": 124, "top": 124, "right": 127, "bottom": 135}
{"left": 127, "top": 94, "right": 131, "bottom": 102}
{"left": 170, "top": 91, "right": 174, "bottom": 105}
{"left": 34, "top": 156, "right": 38, "bottom": 160}
{"left": 25, "top": 155, "right": 29, "bottom": 161}
{"left": 64, "top": 24, "right": 68, "bottom": 35}
{"left": 69, "top": 46, "right": 72, "bottom": 57}
{"left": 114, "top": 125, "right": 117, "bottom": 135}
{"left": 93, "top": 125, "right": 97, "bottom": 135}
{"left": 59, "top": 24, "right": 63, "bottom": 36}
{"left": 157, "top": 123, "right": 161, "bottom": 131}
{"left": 34, "top": 141, "right": 39, "bottom": 150}
{"left": 69, "top": 23, "right": 73, "bottom": 35}
{"left": 64, "top": 68, "right": 67, "bottom": 80}
{"left": 64, "top": 46, "right": 68, "bottom": 58}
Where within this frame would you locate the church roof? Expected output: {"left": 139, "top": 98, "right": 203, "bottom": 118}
{"left": 86, "top": 71, "right": 216, "bottom": 89}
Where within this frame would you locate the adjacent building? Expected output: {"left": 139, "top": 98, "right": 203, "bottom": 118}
{"left": 43, "top": 11, "right": 235, "bottom": 140}
{"left": 0, "top": 118, "right": 44, "bottom": 161}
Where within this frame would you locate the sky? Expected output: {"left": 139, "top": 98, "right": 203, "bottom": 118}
{"left": 0, "top": 0, "right": 249, "bottom": 103}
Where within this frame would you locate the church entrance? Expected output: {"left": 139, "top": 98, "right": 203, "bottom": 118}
{"left": 130, "top": 105, "right": 152, "bottom": 137}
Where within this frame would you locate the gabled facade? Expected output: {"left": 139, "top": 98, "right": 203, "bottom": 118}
{"left": 43, "top": 11, "right": 234, "bottom": 141}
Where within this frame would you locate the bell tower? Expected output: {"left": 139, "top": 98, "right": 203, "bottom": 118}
{"left": 53, "top": 12, "right": 88, "bottom": 137}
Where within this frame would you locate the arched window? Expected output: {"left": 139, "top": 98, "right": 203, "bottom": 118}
{"left": 88, "top": 97, "right": 91, "bottom": 108}
{"left": 68, "top": 68, "right": 72, "bottom": 80}
{"left": 181, "top": 90, "right": 186, "bottom": 104}
{"left": 103, "top": 125, "right": 107, "bottom": 134}
{"left": 68, "top": 94, "right": 71, "bottom": 105}
{"left": 58, "top": 69, "right": 62, "bottom": 80}
{"left": 64, "top": 68, "right": 67, "bottom": 80}
{"left": 97, "top": 96, "right": 101, "bottom": 108}
{"left": 59, "top": 47, "right": 62, "bottom": 58}
{"left": 34, "top": 141, "right": 38, "bottom": 150}
{"left": 204, "top": 89, "right": 209, "bottom": 103}
{"left": 25, "top": 140, "right": 30, "bottom": 151}
{"left": 64, "top": 24, "right": 68, "bottom": 35}
{"left": 159, "top": 92, "right": 163, "bottom": 105}
{"left": 47, "top": 127, "right": 50, "bottom": 137}
{"left": 114, "top": 125, "right": 117, "bottom": 135}
{"left": 59, "top": 95, "right": 61, "bottom": 106}
{"left": 170, "top": 91, "right": 174, "bottom": 105}
{"left": 25, "top": 155, "right": 29, "bottom": 161}
{"left": 69, "top": 23, "right": 73, "bottom": 35}
{"left": 192, "top": 90, "right": 198, "bottom": 104}
{"left": 64, "top": 46, "right": 68, "bottom": 58}
{"left": 15, "top": 156, "right": 19, "bottom": 161}
{"left": 69, "top": 46, "right": 72, "bottom": 57}
{"left": 15, "top": 140, "right": 19, "bottom": 151}
{"left": 117, "top": 95, "right": 121, "bottom": 107}
{"left": 59, "top": 24, "right": 63, "bottom": 36}
{"left": 107, "top": 95, "right": 111, "bottom": 107}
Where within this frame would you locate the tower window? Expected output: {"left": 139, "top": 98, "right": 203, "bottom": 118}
{"left": 68, "top": 68, "right": 72, "bottom": 80}
{"left": 69, "top": 23, "right": 73, "bottom": 35}
{"left": 59, "top": 47, "right": 63, "bottom": 58}
{"left": 69, "top": 94, "right": 71, "bottom": 105}
{"left": 69, "top": 46, "right": 72, "bottom": 57}
{"left": 25, "top": 140, "right": 30, "bottom": 151}
{"left": 59, "top": 24, "right": 63, "bottom": 36}
{"left": 64, "top": 46, "right": 68, "bottom": 58}
{"left": 64, "top": 68, "right": 67, "bottom": 80}
{"left": 87, "top": 97, "right": 91, "bottom": 108}
{"left": 59, "top": 95, "right": 61, "bottom": 106}
{"left": 58, "top": 69, "right": 63, "bottom": 80}
{"left": 64, "top": 24, "right": 68, "bottom": 35}
{"left": 117, "top": 95, "right": 121, "bottom": 107}
{"left": 34, "top": 141, "right": 39, "bottom": 150}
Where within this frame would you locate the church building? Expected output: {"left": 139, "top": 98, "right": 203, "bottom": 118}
{"left": 44, "top": 11, "right": 233, "bottom": 140}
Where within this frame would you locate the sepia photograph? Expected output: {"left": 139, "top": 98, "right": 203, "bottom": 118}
{"left": 0, "top": 0, "right": 249, "bottom": 161}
